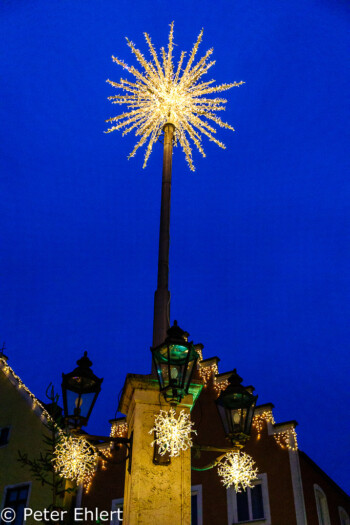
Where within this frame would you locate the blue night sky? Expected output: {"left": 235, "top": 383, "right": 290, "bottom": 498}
{"left": 1, "top": 0, "right": 349, "bottom": 492}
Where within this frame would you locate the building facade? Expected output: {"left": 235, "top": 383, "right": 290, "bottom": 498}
{"left": 0, "top": 355, "right": 70, "bottom": 525}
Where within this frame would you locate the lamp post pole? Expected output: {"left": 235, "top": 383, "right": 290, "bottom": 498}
{"left": 153, "top": 123, "right": 175, "bottom": 348}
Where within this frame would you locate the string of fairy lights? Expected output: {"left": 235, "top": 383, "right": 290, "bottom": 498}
{"left": 106, "top": 22, "right": 244, "bottom": 171}
{"left": 252, "top": 410, "right": 276, "bottom": 438}
{"left": 0, "top": 356, "right": 57, "bottom": 424}
{"left": 198, "top": 362, "right": 219, "bottom": 385}
{"left": 110, "top": 421, "right": 128, "bottom": 438}
{"left": 252, "top": 409, "right": 298, "bottom": 451}
{"left": 273, "top": 428, "right": 298, "bottom": 451}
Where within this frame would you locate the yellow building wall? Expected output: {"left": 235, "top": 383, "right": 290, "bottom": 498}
{"left": 0, "top": 367, "right": 64, "bottom": 524}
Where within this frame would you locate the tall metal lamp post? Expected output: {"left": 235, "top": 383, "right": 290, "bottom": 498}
{"left": 105, "top": 23, "right": 244, "bottom": 349}
{"left": 153, "top": 123, "right": 175, "bottom": 347}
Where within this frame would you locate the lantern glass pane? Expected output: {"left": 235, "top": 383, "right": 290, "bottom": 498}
{"left": 245, "top": 407, "right": 252, "bottom": 433}
{"left": 242, "top": 408, "right": 248, "bottom": 432}
{"left": 217, "top": 404, "right": 230, "bottom": 435}
{"left": 168, "top": 344, "right": 189, "bottom": 364}
{"left": 184, "top": 360, "right": 193, "bottom": 390}
{"left": 66, "top": 390, "right": 96, "bottom": 419}
{"left": 159, "top": 363, "right": 169, "bottom": 388}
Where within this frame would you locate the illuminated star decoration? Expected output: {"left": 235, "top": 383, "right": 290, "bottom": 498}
{"left": 53, "top": 435, "right": 98, "bottom": 485}
{"left": 149, "top": 408, "right": 196, "bottom": 457}
{"left": 217, "top": 451, "right": 258, "bottom": 492}
{"left": 106, "top": 23, "right": 244, "bottom": 171}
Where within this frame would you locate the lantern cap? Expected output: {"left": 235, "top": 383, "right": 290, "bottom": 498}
{"left": 216, "top": 369, "right": 257, "bottom": 410}
{"left": 69, "top": 351, "right": 100, "bottom": 382}
{"left": 76, "top": 351, "right": 93, "bottom": 369}
{"left": 165, "top": 320, "right": 189, "bottom": 344}
{"left": 228, "top": 369, "right": 243, "bottom": 386}
{"left": 62, "top": 351, "right": 103, "bottom": 394}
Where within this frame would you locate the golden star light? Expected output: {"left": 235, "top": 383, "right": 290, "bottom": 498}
{"left": 53, "top": 435, "right": 98, "bottom": 485}
{"left": 150, "top": 408, "right": 196, "bottom": 457}
{"left": 217, "top": 451, "right": 258, "bottom": 492}
{"left": 106, "top": 23, "right": 244, "bottom": 171}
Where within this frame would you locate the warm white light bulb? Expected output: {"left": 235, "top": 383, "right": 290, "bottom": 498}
{"left": 233, "top": 412, "right": 241, "bottom": 424}
{"left": 170, "top": 367, "right": 178, "bottom": 379}
{"left": 75, "top": 397, "right": 83, "bottom": 408}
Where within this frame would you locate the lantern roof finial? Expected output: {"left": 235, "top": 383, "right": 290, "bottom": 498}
{"left": 165, "top": 321, "right": 189, "bottom": 344}
{"left": 76, "top": 351, "right": 93, "bottom": 369}
{"left": 228, "top": 369, "right": 243, "bottom": 386}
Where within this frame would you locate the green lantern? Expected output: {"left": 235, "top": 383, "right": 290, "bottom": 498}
{"left": 216, "top": 369, "right": 257, "bottom": 446}
{"left": 151, "top": 321, "right": 199, "bottom": 404}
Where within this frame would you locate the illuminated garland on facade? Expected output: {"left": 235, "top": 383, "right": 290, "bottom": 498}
{"left": 195, "top": 347, "right": 203, "bottom": 362}
{"left": 110, "top": 422, "right": 128, "bottom": 438}
{"left": 83, "top": 447, "right": 113, "bottom": 494}
{"left": 274, "top": 428, "right": 298, "bottom": 451}
{"left": 150, "top": 408, "right": 196, "bottom": 457}
{"left": 198, "top": 363, "right": 219, "bottom": 385}
{"left": 0, "top": 357, "right": 62, "bottom": 430}
{"left": 100, "top": 447, "right": 113, "bottom": 471}
{"left": 53, "top": 435, "right": 98, "bottom": 485}
{"left": 213, "top": 378, "right": 229, "bottom": 397}
{"left": 217, "top": 451, "right": 258, "bottom": 492}
{"left": 106, "top": 22, "right": 244, "bottom": 171}
{"left": 252, "top": 410, "right": 275, "bottom": 438}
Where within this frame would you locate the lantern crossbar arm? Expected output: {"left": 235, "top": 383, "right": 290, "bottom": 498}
{"left": 97, "top": 452, "right": 130, "bottom": 465}
{"left": 192, "top": 443, "right": 241, "bottom": 454}
{"left": 84, "top": 434, "right": 131, "bottom": 445}
{"left": 191, "top": 452, "right": 227, "bottom": 471}
{"left": 191, "top": 442, "right": 242, "bottom": 471}
{"left": 83, "top": 433, "right": 133, "bottom": 465}
{"left": 73, "top": 432, "right": 132, "bottom": 452}
{"left": 97, "top": 446, "right": 132, "bottom": 465}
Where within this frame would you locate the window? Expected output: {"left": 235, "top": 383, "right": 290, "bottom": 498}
{"left": 110, "top": 498, "right": 123, "bottom": 525}
{"left": 228, "top": 473, "right": 271, "bottom": 524}
{"left": 191, "top": 485, "right": 203, "bottom": 525}
{"left": 314, "top": 485, "right": 331, "bottom": 525}
{"left": 338, "top": 507, "right": 350, "bottom": 525}
{"left": 1, "top": 484, "right": 30, "bottom": 525}
{"left": 237, "top": 483, "right": 264, "bottom": 521}
{"left": 0, "top": 427, "right": 10, "bottom": 447}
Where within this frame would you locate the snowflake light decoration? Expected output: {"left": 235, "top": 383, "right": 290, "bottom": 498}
{"left": 106, "top": 22, "right": 244, "bottom": 171}
{"left": 149, "top": 408, "right": 196, "bottom": 457}
{"left": 217, "top": 451, "right": 258, "bottom": 492}
{"left": 53, "top": 435, "right": 98, "bottom": 485}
